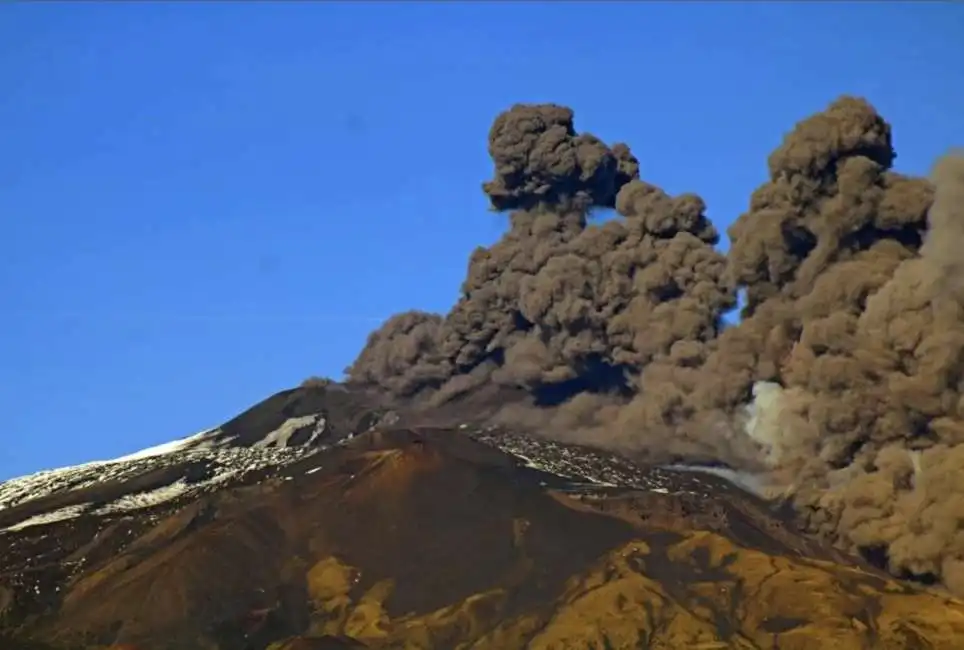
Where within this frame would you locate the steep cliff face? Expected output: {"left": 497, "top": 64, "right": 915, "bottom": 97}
{"left": 2, "top": 384, "right": 964, "bottom": 650}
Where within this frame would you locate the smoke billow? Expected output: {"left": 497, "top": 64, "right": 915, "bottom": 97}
{"left": 348, "top": 311, "right": 446, "bottom": 398}
{"left": 350, "top": 104, "right": 734, "bottom": 432}
{"left": 344, "top": 99, "right": 964, "bottom": 595}
{"left": 749, "top": 150, "right": 964, "bottom": 592}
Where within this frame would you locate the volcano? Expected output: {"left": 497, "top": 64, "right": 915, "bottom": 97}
{"left": 2, "top": 381, "right": 964, "bottom": 650}
{"left": 5, "top": 94, "right": 964, "bottom": 650}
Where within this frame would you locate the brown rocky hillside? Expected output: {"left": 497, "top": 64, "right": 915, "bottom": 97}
{"left": 2, "top": 383, "right": 964, "bottom": 650}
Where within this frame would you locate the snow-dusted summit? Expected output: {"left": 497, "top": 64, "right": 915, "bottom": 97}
{"left": 0, "top": 385, "right": 383, "bottom": 532}
{"left": 0, "top": 383, "right": 767, "bottom": 535}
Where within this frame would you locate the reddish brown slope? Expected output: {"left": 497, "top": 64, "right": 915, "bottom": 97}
{"left": 2, "top": 423, "right": 964, "bottom": 649}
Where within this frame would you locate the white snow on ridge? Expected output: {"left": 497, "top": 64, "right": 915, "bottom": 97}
{"left": 253, "top": 414, "right": 328, "bottom": 449}
{"left": 474, "top": 429, "right": 771, "bottom": 499}
{"left": 108, "top": 429, "right": 215, "bottom": 463}
{"left": 0, "top": 419, "right": 335, "bottom": 533}
{"left": 98, "top": 480, "right": 192, "bottom": 513}
{"left": 510, "top": 452, "right": 619, "bottom": 488}
{"left": 0, "top": 428, "right": 219, "bottom": 515}
{"left": 0, "top": 413, "right": 334, "bottom": 518}
{"left": 4, "top": 504, "right": 90, "bottom": 532}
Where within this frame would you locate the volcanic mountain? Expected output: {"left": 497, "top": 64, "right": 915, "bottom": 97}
{"left": 6, "top": 94, "right": 964, "bottom": 649}
{"left": 2, "top": 382, "right": 964, "bottom": 650}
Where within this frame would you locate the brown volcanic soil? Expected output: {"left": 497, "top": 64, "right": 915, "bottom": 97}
{"left": 2, "top": 388, "right": 964, "bottom": 650}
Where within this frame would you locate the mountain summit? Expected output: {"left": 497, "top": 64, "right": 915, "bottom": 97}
{"left": 2, "top": 382, "right": 964, "bottom": 650}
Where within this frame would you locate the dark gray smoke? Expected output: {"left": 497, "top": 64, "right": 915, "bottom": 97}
{"left": 348, "top": 104, "right": 732, "bottom": 423}
{"left": 739, "top": 150, "right": 964, "bottom": 593}
{"left": 344, "top": 99, "right": 964, "bottom": 595}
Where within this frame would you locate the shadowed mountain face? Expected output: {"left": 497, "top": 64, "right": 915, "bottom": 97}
{"left": 2, "top": 384, "right": 964, "bottom": 649}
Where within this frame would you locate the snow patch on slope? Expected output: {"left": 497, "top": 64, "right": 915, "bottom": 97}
{"left": 0, "top": 428, "right": 218, "bottom": 512}
{"left": 3, "top": 504, "right": 91, "bottom": 532}
{"left": 474, "top": 428, "right": 766, "bottom": 498}
{"left": 252, "top": 414, "right": 327, "bottom": 449}
{"left": 0, "top": 411, "right": 352, "bottom": 533}
{"left": 109, "top": 429, "right": 213, "bottom": 463}
{"left": 97, "top": 480, "right": 192, "bottom": 513}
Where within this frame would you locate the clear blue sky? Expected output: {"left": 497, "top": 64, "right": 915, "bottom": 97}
{"left": 2, "top": 2, "right": 961, "bottom": 479}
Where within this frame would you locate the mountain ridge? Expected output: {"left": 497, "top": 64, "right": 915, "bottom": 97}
{"left": 3, "top": 382, "right": 964, "bottom": 649}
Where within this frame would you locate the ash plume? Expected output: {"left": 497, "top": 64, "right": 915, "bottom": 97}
{"left": 348, "top": 103, "right": 733, "bottom": 429}
{"left": 482, "top": 103, "right": 640, "bottom": 211}
{"left": 343, "top": 99, "right": 964, "bottom": 595}
{"left": 716, "top": 128, "right": 964, "bottom": 592}
{"left": 347, "top": 311, "right": 447, "bottom": 398}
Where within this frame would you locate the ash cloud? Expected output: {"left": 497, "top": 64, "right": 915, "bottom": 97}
{"left": 483, "top": 104, "right": 640, "bottom": 211}
{"left": 348, "top": 311, "right": 447, "bottom": 398}
{"left": 343, "top": 99, "right": 964, "bottom": 595}
{"left": 348, "top": 103, "right": 733, "bottom": 428}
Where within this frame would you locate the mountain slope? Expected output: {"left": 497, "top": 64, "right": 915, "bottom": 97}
{"left": 2, "top": 384, "right": 964, "bottom": 650}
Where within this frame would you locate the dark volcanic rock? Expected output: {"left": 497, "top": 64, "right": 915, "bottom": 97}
{"left": 208, "top": 383, "right": 390, "bottom": 448}
{"left": 1, "top": 385, "right": 964, "bottom": 649}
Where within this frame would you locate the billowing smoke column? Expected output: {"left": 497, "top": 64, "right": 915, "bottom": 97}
{"left": 345, "top": 98, "right": 964, "bottom": 595}
{"left": 348, "top": 311, "right": 446, "bottom": 398}
{"left": 741, "top": 148, "right": 964, "bottom": 593}
{"left": 349, "top": 103, "right": 733, "bottom": 419}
